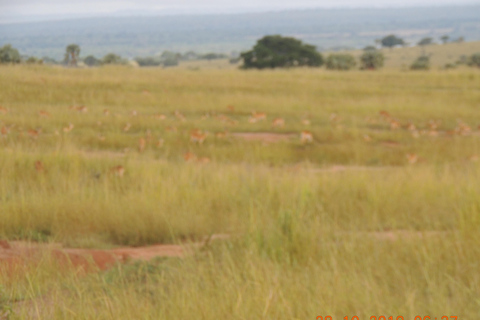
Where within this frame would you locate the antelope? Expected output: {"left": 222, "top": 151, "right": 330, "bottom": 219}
{"left": 227, "top": 105, "right": 235, "bottom": 112}
{"left": 272, "top": 118, "right": 285, "bottom": 127}
{"left": 406, "top": 153, "right": 418, "bottom": 164}
{"left": 389, "top": 119, "right": 401, "bottom": 130}
{"left": 138, "top": 137, "right": 146, "bottom": 152}
{"left": 363, "top": 134, "right": 372, "bottom": 142}
{"left": 34, "top": 161, "right": 45, "bottom": 173}
{"left": 154, "top": 114, "right": 166, "bottom": 120}
{"left": 28, "top": 128, "right": 41, "bottom": 139}
{"left": 183, "top": 152, "right": 196, "bottom": 162}
{"left": 71, "top": 105, "right": 88, "bottom": 113}
{"left": 165, "top": 126, "right": 177, "bottom": 133}
{"left": 215, "top": 131, "right": 228, "bottom": 139}
{"left": 379, "top": 110, "right": 391, "bottom": 119}
{"left": 468, "top": 155, "right": 479, "bottom": 162}
{"left": 301, "top": 119, "right": 311, "bottom": 126}
{"left": 130, "top": 110, "right": 137, "bottom": 117}
{"left": 103, "top": 109, "right": 110, "bottom": 116}
{"left": 111, "top": 165, "right": 125, "bottom": 177}
{"left": 0, "top": 106, "right": 7, "bottom": 114}
{"left": 63, "top": 123, "right": 74, "bottom": 133}
{"left": 123, "top": 123, "right": 131, "bottom": 132}
{"left": 427, "top": 119, "right": 441, "bottom": 131}
{"left": 1, "top": 126, "right": 9, "bottom": 136}
{"left": 300, "top": 130, "right": 313, "bottom": 143}
{"left": 174, "top": 111, "right": 186, "bottom": 122}
{"left": 197, "top": 157, "right": 211, "bottom": 164}
{"left": 248, "top": 112, "right": 266, "bottom": 123}
{"left": 98, "top": 135, "right": 106, "bottom": 141}
{"left": 39, "top": 110, "right": 50, "bottom": 118}
{"left": 190, "top": 129, "right": 207, "bottom": 144}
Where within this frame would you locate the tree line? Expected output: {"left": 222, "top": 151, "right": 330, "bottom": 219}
{"left": 1, "top": 34, "right": 480, "bottom": 70}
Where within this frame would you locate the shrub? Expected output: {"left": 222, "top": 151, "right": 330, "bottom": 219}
{"left": 325, "top": 54, "right": 356, "bottom": 70}
{"left": 410, "top": 56, "right": 430, "bottom": 70}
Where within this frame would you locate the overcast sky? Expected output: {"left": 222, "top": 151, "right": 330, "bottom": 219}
{"left": 2, "top": 0, "right": 480, "bottom": 21}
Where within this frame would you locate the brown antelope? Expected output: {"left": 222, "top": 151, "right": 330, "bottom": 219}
{"left": 406, "top": 122, "right": 416, "bottom": 131}
{"left": 406, "top": 153, "right": 418, "bottom": 164}
{"left": 301, "top": 119, "right": 311, "bottom": 126}
{"left": 272, "top": 118, "right": 285, "bottom": 127}
{"left": 248, "top": 112, "right": 267, "bottom": 123}
{"left": 379, "top": 110, "right": 391, "bottom": 119}
{"left": 427, "top": 119, "right": 441, "bottom": 130}
{"left": 111, "top": 165, "right": 125, "bottom": 177}
{"left": 190, "top": 129, "right": 207, "bottom": 144}
{"left": 103, "top": 109, "right": 110, "bottom": 116}
{"left": 215, "top": 131, "right": 228, "bottom": 139}
{"left": 123, "top": 123, "right": 131, "bottom": 132}
{"left": 174, "top": 110, "right": 186, "bottom": 122}
{"left": 71, "top": 105, "right": 88, "bottom": 113}
{"left": 389, "top": 119, "right": 401, "bottom": 130}
{"left": 363, "top": 134, "right": 372, "bottom": 142}
{"left": 154, "top": 114, "right": 166, "bottom": 120}
{"left": 130, "top": 110, "right": 138, "bottom": 117}
{"left": 183, "top": 152, "right": 196, "bottom": 162}
{"left": 35, "top": 161, "right": 45, "bottom": 173}
{"left": 63, "top": 123, "right": 74, "bottom": 133}
{"left": 468, "top": 155, "right": 479, "bottom": 162}
{"left": 39, "top": 110, "right": 50, "bottom": 118}
{"left": 138, "top": 137, "right": 146, "bottom": 152}
{"left": 300, "top": 130, "right": 313, "bottom": 143}
{"left": 98, "top": 135, "right": 106, "bottom": 141}
{"left": 0, "top": 106, "right": 7, "bottom": 114}
{"left": 197, "top": 157, "right": 211, "bottom": 164}
{"left": 1, "top": 126, "right": 9, "bottom": 136}
{"left": 227, "top": 105, "right": 235, "bottom": 112}
{"left": 28, "top": 129, "right": 41, "bottom": 139}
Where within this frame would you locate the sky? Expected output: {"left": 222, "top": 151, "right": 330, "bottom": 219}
{"left": 1, "top": 0, "right": 480, "bottom": 22}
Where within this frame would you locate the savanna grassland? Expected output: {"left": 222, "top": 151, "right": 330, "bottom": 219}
{"left": 1, "top": 65, "right": 480, "bottom": 319}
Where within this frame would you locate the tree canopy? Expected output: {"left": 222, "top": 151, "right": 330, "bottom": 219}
{"left": 411, "top": 56, "right": 430, "bottom": 70}
{"left": 468, "top": 53, "right": 480, "bottom": 68}
{"left": 0, "top": 44, "right": 21, "bottom": 64}
{"left": 360, "top": 50, "right": 384, "bottom": 70}
{"left": 65, "top": 44, "right": 80, "bottom": 66}
{"left": 418, "top": 37, "right": 434, "bottom": 46}
{"left": 241, "top": 35, "right": 323, "bottom": 69}
{"left": 381, "top": 35, "right": 405, "bottom": 48}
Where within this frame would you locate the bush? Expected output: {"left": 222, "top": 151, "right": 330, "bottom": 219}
{"left": 325, "top": 54, "right": 356, "bottom": 70}
{"left": 102, "top": 53, "right": 124, "bottom": 65}
{"left": 163, "top": 57, "right": 179, "bottom": 67}
{"left": 135, "top": 56, "right": 162, "bottom": 67}
{"left": 0, "top": 44, "right": 21, "bottom": 64}
{"left": 360, "top": 50, "right": 384, "bottom": 70}
{"left": 84, "top": 55, "right": 101, "bottom": 67}
{"left": 410, "top": 56, "right": 430, "bottom": 70}
{"left": 468, "top": 53, "right": 480, "bottom": 68}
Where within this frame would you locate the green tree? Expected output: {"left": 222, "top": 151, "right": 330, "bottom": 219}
{"left": 241, "top": 35, "right": 323, "bottom": 69}
{"left": 418, "top": 37, "right": 433, "bottom": 46}
{"left": 0, "top": 44, "right": 21, "bottom": 64}
{"left": 440, "top": 35, "right": 449, "bottom": 44}
{"left": 363, "top": 45, "right": 377, "bottom": 52}
{"left": 360, "top": 50, "right": 384, "bottom": 70}
{"left": 84, "top": 55, "right": 101, "bottom": 66}
{"left": 102, "top": 53, "right": 123, "bottom": 65}
{"left": 381, "top": 35, "right": 405, "bottom": 48}
{"left": 468, "top": 53, "right": 480, "bottom": 68}
{"left": 410, "top": 56, "right": 430, "bottom": 70}
{"left": 325, "top": 54, "right": 356, "bottom": 70}
{"left": 65, "top": 44, "right": 80, "bottom": 66}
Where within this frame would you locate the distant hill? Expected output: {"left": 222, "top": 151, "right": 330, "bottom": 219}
{"left": 0, "top": 5, "right": 479, "bottom": 60}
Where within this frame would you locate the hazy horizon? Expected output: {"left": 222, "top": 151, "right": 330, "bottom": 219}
{"left": 2, "top": 0, "right": 480, "bottom": 23}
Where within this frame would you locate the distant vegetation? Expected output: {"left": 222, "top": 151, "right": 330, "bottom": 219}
{"left": 240, "top": 35, "right": 323, "bottom": 69}
{"left": 325, "top": 54, "right": 356, "bottom": 70}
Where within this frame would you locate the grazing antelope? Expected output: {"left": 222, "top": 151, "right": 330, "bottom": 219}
{"left": 35, "top": 161, "right": 45, "bottom": 173}
{"left": 197, "top": 157, "right": 211, "bottom": 164}
{"left": 406, "top": 153, "right": 418, "bottom": 164}
{"left": 28, "top": 128, "right": 41, "bottom": 139}
{"left": 71, "top": 105, "right": 88, "bottom": 113}
{"left": 468, "top": 155, "right": 479, "bottom": 162}
{"left": 98, "top": 135, "right": 106, "bottom": 141}
{"left": 103, "top": 109, "right": 110, "bottom": 116}
{"left": 123, "top": 123, "right": 131, "bottom": 132}
{"left": 227, "top": 105, "right": 235, "bottom": 112}
{"left": 110, "top": 165, "right": 125, "bottom": 177}
{"left": 389, "top": 119, "right": 401, "bottom": 130}
{"left": 1, "top": 126, "right": 10, "bottom": 136}
{"left": 301, "top": 119, "right": 311, "bottom": 126}
{"left": 363, "top": 134, "right": 372, "bottom": 142}
{"left": 427, "top": 119, "right": 441, "bottom": 131}
{"left": 130, "top": 110, "right": 138, "bottom": 116}
{"left": 300, "top": 130, "right": 313, "bottom": 143}
{"left": 406, "top": 122, "right": 416, "bottom": 132}
{"left": 63, "top": 123, "right": 74, "bottom": 133}
{"left": 190, "top": 129, "right": 207, "bottom": 144}
{"left": 0, "top": 106, "right": 7, "bottom": 114}
{"left": 174, "top": 110, "right": 186, "bottom": 122}
{"left": 183, "top": 152, "right": 197, "bottom": 162}
{"left": 39, "top": 110, "right": 50, "bottom": 118}
{"left": 411, "top": 130, "right": 420, "bottom": 139}
{"left": 215, "top": 131, "right": 228, "bottom": 139}
{"left": 154, "top": 114, "right": 166, "bottom": 120}
{"left": 379, "top": 110, "right": 391, "bottom": 119}
{"left": 248, "top": 112, "right": 267, "bottom": 123}
{"left": 138, "top": 137, "right": 146, "bottom": 152}
{"left": 272, "top": 118, "right": 285, "bottom": 128}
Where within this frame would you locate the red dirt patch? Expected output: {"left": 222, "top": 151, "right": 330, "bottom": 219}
{"left": 232, "top": 132, "right": 296, "bottom": 143}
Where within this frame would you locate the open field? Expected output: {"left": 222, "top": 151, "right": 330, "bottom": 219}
{"left": 1, "top": 65, "right": 480, "bottom": 318}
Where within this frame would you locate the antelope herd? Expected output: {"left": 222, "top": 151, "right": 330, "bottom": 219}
{"left": 0, "top": 104, "right": 479, "bottom": 178}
